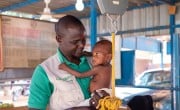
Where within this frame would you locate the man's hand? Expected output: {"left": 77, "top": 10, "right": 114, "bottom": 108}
{"left": 89, "top": 90, "right": 110, "bottom": 109}
{"left": 65, "top": 106, "right": 95, "bottom": 110}
{"left": 59, "top": 63, "right": 67, "bottom": 70}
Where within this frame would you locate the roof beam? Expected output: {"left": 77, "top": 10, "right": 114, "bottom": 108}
{"left": 127, "top": 2, "right": 162, "bottom": 11}
{"left": 0, "top": 0, "right": 40, "bottom": 13}
{"left": 155, "top": 0, "right": 172, "bottom": 4}
{"left": 52, "top": 1, "right": 90, "bottom": 14}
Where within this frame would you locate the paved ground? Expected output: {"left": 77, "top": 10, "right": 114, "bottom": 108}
{"left": 0, "top": 95, "right": 28, "bottom": 107}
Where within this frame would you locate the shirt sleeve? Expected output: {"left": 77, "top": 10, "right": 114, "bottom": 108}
{"left": 28, "top": 65, "right": 53, "bottom": 110}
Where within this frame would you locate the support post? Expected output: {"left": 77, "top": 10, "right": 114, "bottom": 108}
{"left": 90, "top": 0, "right": 97, "bottom": 50}
{"left": 169, "top": 0, "right": 177, "bottom": 110}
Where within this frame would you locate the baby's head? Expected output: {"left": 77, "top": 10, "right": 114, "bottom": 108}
{"left": 92, "top": 40, "right": 112, "bottom": 66}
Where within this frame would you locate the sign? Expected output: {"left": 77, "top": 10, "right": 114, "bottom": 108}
{"left": 1, "top": 16, "right": 57, "bottom": 68}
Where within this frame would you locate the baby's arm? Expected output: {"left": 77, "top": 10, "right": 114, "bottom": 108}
{"left": 59, "top": 63, "right": 81, "bottom": 77}
{"left": 59, "top": 63, "right": 97, "bottom": 78}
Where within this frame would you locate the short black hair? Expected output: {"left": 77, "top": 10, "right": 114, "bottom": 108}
{"left": 55, "top": 15, "right": 85, "bottom": 35}
{"left": 94, "top": 40, "right": 112, "bottom": 53}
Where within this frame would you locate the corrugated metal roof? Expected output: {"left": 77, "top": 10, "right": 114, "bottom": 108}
{"left": 0, "top": 0, "right": 176, "bottom": 19}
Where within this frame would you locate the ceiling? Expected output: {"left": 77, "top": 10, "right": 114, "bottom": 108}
{"left": 0, "top": 0, "right": 178, "bottom": 20}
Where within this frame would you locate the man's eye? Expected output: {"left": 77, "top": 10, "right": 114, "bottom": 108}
{"left": 70, "top": 40, "right": 86, "bottom": 45}
{"left": 70, "top": 40, "right": 79, "bottom": 44}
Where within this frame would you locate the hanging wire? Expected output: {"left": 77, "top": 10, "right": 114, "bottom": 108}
{"left": 106, "top": 14, "right": 121, "bottom": 34}
{"left": 106, "top": 13, "right": 122, "bottom": 97}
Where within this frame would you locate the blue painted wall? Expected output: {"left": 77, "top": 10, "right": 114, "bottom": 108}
{"left": 167, "top": 41, "right": 171, "bottom": 54}
{"left": 116, "top": 50, "right": 135, "bottom": 85}
{"left": 122, "top": 37, "right": 162, "bottom": 53}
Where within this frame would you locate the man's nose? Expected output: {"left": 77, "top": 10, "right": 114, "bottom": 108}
{"left": 77, "top": 40, "right": 85, "bottom": 48}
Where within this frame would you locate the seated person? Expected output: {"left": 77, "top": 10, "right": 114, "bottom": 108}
{"left": 59, "top": 40, "right": 112, "bottom": 93}
{"left": 127, "top": 95, "right": 154, "bottom": 110}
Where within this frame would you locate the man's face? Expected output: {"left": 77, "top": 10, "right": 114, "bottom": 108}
{"left": 58, "top": 27, "right": 86, "bottom": 59}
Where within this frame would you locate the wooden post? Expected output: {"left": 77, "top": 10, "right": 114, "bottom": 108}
{"left": 168, "top": 5, "right": 176, "bottom": 15}
{"left": 0, "top": 16, "right": 4, "bottom": 71}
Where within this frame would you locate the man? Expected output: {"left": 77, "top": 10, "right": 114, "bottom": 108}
{"left": 28, "top": 15, "right": 92, "bottom": 110}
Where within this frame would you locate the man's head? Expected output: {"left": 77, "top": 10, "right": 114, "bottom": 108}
{"left": 92, "top": 40, "right": 112, "bottom": 66}
{"left": 55, "top": 15, "right": 86, "bottom": 63}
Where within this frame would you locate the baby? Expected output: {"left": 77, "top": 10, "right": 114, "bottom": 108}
{"left": 59, "top": 39, "right": 112, "bottom": 93}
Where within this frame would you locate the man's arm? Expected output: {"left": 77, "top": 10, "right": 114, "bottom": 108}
{"left": 66, "top": 106, "right": 95, "bottom": 110}
{"left": 28, "top": 65, "right": 51, "bottom": 110}
{"left": 59, "top": 63, "right": 97, "bottom": 78}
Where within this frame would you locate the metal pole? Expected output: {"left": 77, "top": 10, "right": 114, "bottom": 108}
{"left": 169, "top": 0, "right": 176, "bottom": 110}
{"left": 90, "top": 0, "right": 97, "bottom": 50}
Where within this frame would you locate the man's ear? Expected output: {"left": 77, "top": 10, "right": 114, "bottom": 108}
{"left": 56, "top": 35, "right": 62, "bottom": 43}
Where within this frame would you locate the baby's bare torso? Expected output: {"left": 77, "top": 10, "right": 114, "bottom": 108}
{"left": 89, "top": 65, "right": 111, "bottom": 93}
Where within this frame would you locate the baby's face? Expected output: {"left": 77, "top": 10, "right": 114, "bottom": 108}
{"left": 92, "top": 47, "right": 109, "bottom": 66}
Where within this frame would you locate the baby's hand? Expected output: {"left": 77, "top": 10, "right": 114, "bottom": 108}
{"left": 83, "top": 51, "right": 92, "bottom": 57}
{"left": 59, "top": 63, "right": 67, "bottom": 69}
